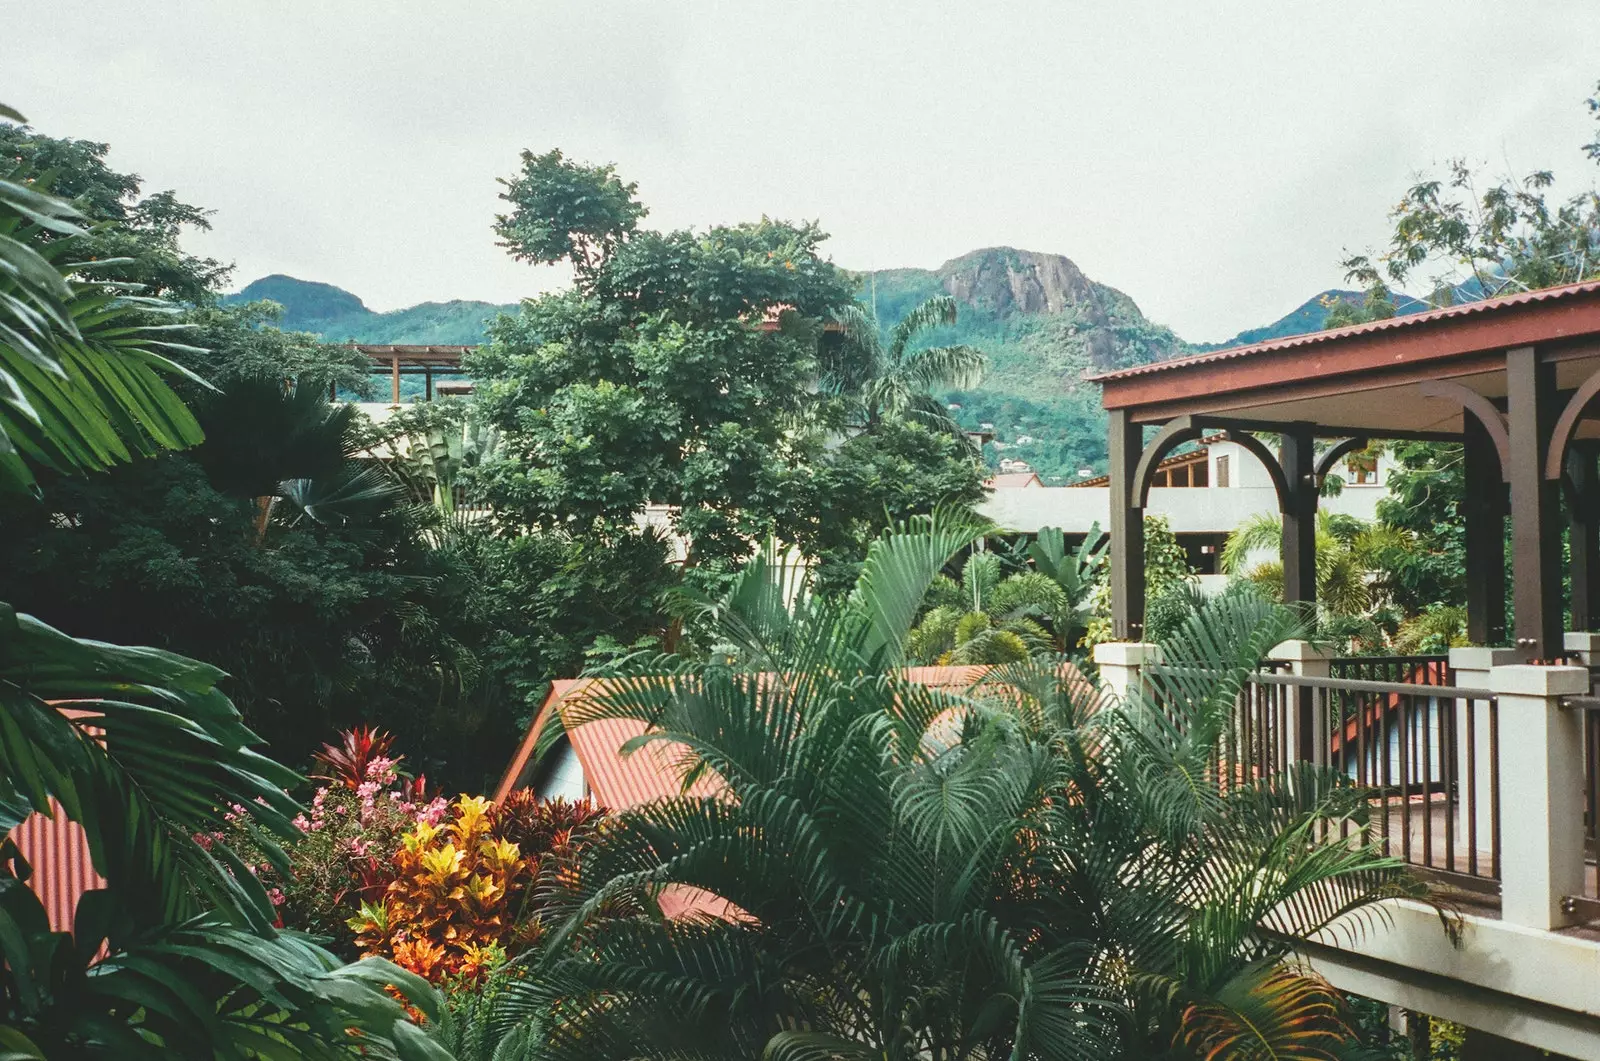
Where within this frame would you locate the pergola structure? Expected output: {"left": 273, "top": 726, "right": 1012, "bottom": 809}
{"left": 1090, "top": 279, "right": 1600, "bottom": 660}
{"left": 349, "top": 344, "right": 471, "bottom": 404}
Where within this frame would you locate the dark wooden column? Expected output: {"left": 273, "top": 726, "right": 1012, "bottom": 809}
{"left": 1109, "top": 409, "right": 1145, "bottom": 641}
{"left": 1463, "top": 413, "right": 1508, "bottom": 644}
{"left": 1280, "top": 428, "right": 1318, "bottom": 612}
{"left": 390, "top": 354, "right": 402, "bottom": 406}
{"left": 1568, "top": 443, "right": 1600, "bottom": 632}
{"left": 1506, "top": 345, "right": 1563, "bottom": 659}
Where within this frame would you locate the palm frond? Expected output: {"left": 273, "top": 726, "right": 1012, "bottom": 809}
{"left": 886, "top": 294, "right": 959, "bottom": 363}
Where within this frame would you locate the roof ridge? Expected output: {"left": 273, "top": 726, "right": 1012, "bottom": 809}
{"left": 1088, "top": 279, "right": 1600, "bottom": 383}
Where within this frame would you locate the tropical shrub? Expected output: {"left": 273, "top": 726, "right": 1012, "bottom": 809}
{"left": 348, "top": 792, "right": 606, "bottom": 984}
{"left": 490, "top": 518, "right": 1430, "bottom": 1060}
{"left": 908, "top": 525, "right": 1104, "bottom": 663}
{"left": 221, "top": 728, "right": 447, "bottom": 951}
{"left": 1086, "top": 513, "right": 1194, "bottom": 644}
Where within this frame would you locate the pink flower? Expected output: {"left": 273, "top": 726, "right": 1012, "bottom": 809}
{"left": 416, "top": 797, "right": 449, "bottom": 826}
{"left": 267, "top": 887, "right": 285, "bottom": 907}
{"left": 347, "top": 837, "right": 370, "bottom": 858}
{"left": 292, "top": 814, "right": 311, "bottom": 832}
{"left": 364, "top": 756, "right": 399, "bottom": 786}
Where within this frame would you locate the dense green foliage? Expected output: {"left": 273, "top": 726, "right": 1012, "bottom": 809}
{"left": 0, "top": 124, "right": 207, "bottom": 495}
{"left": 0, "top": 122, "right": 535, "bottom": 789}
{"left": 493, "top": 520, "right": 1424, "bottom": 1060}
{"left": 467, "top": 148, "right": 985, "bottom": 618}
{"left": 0, "top": 113, "right": 446, "bottom": 1057}
{"left": 908, "top": 525, "right": 1105, "bottom": 663}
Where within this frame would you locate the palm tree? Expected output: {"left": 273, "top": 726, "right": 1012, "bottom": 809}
{"left": 496, "top": 516, "right": 1427, "bottom": 1060}
{"left": 194, "top": 374, "right": 401, "bottom": 541}
{"left": 0, "top": 111, "right": 447, "bottom": 1057}
{"left": 827, "top": 294, "right": 985, "bottom": 439}
{"left": 909, "top": 526, "right": 1105, "bottom": 663}
{"left": 1220, "top": 511, "right": 1408, "bottom": 618}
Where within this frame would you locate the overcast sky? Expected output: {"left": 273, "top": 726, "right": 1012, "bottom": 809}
{"left": 12, "top": 2, "right": 1600, "bottom": 342}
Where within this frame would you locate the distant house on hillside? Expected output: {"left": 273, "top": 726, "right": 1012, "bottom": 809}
{"left": 988, "top": 470, "right": 1043, "bottom": 489}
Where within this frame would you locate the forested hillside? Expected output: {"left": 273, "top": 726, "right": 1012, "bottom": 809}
{"left": 225, "top": 274, "right": 514, "bottom": 344}
{"left": 232, "top": 249, "right": 1400, "bottom": 481}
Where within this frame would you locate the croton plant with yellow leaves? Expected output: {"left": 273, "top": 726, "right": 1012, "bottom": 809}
{"left": 348, "top": 790, "right": 608, "bottom": 983}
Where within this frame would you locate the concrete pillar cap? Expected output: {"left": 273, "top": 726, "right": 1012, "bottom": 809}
{"left": 1487, "top": 664, "right": 1590, "bottom": 697}
{"left": 1092, "top": 642, "right": 1163, "bottom": 666}
{"left": 1266, "top": 639, "right": 1334, "bottom": 662}
{"left": 1449, "top": 646, "right": 1521, "bottom": 671}
{"left": 1564, "top": 631, "right": 1600, "bottom": 653}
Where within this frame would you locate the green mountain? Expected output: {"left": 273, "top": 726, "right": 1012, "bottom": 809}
{"left": 225, "top": 274, "right": 515, "bottom": 344}
{"left": 1197, "top": 288, "right": 1429, "bottom": 351}
{"left": 859, "top": 248, "right": 1191, "bottom": 480}
{"left": 229, "top": 249, "right": 1407, "bottom": 482}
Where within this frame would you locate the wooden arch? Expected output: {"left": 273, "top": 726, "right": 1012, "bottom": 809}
{"left": 1545, "top": 365, "right": 1600, "bottom": 482}
{"left": 1417, "top": 380, "right": 1510, "bottom": 480}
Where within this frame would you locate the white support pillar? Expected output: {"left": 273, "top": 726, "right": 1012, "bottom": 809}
{"left": 1487, "top": 663, "right": 1589, "bottom": 930}
{"left": 1268, "top": 640, "right": 1333, "bottom": 767}
{"left": 1450, "top": 647, "right": 1518, "bottom": 857}
{"left": 1093, "top": 642, "right": 1161, "bottom": 703}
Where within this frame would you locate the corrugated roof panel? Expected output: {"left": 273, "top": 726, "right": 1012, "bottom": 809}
{"left": 13, "top": 801, "right": 103, "bottom": 933}
{"left": 1088, "top": 279, "right": 1600, "bottom": 382}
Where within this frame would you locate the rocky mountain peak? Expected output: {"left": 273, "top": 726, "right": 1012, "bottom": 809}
{"left": 936, "top": 247, "right": 1100, "bottom": 318}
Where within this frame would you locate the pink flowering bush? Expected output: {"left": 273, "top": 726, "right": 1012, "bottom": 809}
{"left": 223, "top": 728, "right": 447, "bottom": 952}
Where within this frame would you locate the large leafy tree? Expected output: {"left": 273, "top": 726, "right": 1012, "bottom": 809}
{"left": 469, "top": 149, "right": 984, "bottom": 603}
{"left": 497, "top": 519, "right": 1426, "bottom": 1060}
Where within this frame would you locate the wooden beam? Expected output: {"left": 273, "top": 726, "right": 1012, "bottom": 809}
{"left": 1463, "top": 413, "right": 1508, "bottom": 645}
{"left": 1109, "top": 409, "right": 1145, "bottom": 640}
{"left": 1280, "top": 428, "right": 1318, "bottom": 612}
{"left": 1506, "top": 346, "right": 1563, "bottom": 659}
{"left": 390, "top": 354, "right": 401, "bottom": 406}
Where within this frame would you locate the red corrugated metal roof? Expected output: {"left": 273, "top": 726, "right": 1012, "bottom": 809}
{"left": 12, "top": 801, "right": 103, "bottom": 933}
{"left": 1087, "top": 279, "right": 1600, "bottom": 383}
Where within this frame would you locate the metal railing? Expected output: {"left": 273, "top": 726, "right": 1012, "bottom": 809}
{"left": 1329, "top": 654, "right": 1450, "bottom": 686}
{"left": 1146, "top": 663, "right": 1500, "bottom": 891}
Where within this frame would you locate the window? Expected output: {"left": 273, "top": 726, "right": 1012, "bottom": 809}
{"left": 1347, "top": 453, "right": 1379, "bottom": 485}
{"left": 1215, "top": 454, "right": 1230, "bottom": 488}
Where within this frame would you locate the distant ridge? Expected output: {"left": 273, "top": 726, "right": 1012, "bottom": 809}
{"left": 224, "top": 274, "right": 515, "bottom": 345}
{"left": 1195, "top": 288, "right": 1430, "bottom": 351}
{"left": 227, "top": 251, "right": 1424, "bottom": 482}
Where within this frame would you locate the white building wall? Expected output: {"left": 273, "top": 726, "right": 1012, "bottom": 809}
{"left": 980, "top": 440, "right": 1386, "bottom": 535}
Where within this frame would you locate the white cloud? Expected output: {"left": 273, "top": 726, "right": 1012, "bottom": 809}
{"left": 11, "top": 0, "right": 1600, "bottom": 340}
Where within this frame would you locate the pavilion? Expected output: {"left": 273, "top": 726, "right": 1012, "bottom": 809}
{"left": 1090, "top": 278, "right": 1600, "bottom": 660}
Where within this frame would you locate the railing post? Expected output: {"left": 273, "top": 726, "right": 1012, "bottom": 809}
{"left": 1450, "top": 647, "right": 1517, "bottom": 861}
{"left": 1093, "top": 642, "right": 1162, "bottom": 703}
{"left": 1268, "top": 640, "right": 1332, "bottom": 765}
{"left": 1487, "top": 663, "right": 1589, "bottom": 930}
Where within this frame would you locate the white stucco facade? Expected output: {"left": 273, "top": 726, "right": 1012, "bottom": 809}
{"left": 980, "top": 438, "right": 1386, "bottom": 536}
